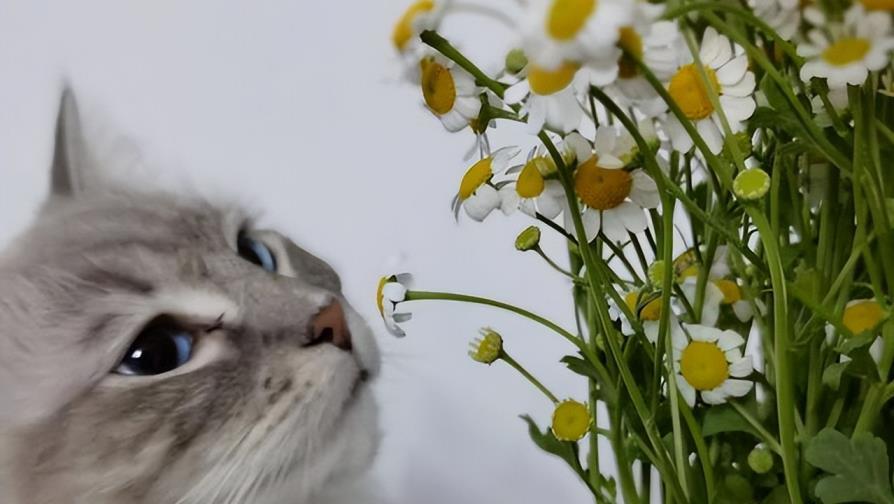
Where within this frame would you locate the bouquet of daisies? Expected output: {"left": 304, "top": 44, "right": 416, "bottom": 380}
{"left": 380, "top": 0, "right": 894, "bottom": 502}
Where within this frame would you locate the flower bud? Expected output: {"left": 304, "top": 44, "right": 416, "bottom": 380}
{"left": 505, "top": 48, "right": 528, "bottom": 75}
{"left": 515, "top": 226, "right": 542, "bottom": 252}
{"left": 469, "top": 328, "right": 503, "bottom": 364}
{"left": 647, "top": 260, "right": 667, "bottom": 285}
{"left": 733, "top": 168, "right": 770, "bottom": 201}
{"left": 747, "top": 444, "right": 774, "bottom": 474}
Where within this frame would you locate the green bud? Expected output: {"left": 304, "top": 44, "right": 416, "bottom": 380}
{"left": 747, "top": 445, "right": 774, "bottom": 474}
{"left": 469, "top": 328, "right": 503, "bottom": 364}
{"left": 733, "top": 168, "right": 771, "bottom": 201}
{"left": 515, "top": 226, "right": 542, "bottom": 252}
{"left": 647, "top": 260, "right": 667, "bottom": 285}
{"left": 505, "top": 48, "right": 528, "bottom": 75}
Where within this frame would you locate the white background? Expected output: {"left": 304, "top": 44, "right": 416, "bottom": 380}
{"left": 0, "top": 1, "right": 606, "bottom": 502}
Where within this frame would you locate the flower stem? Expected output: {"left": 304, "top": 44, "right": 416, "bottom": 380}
{"left": 501, "top": 352, "right": 559, "bottom": 403}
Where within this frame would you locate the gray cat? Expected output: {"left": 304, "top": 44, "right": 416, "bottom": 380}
{"left": 0, "top": 90, "right": 381, "bottom": 504}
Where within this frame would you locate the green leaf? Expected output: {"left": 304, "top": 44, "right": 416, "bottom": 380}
{"left": 805, "top": 428, "right": 894, "bottom": 504}
{"left": 822, "top": 362, "right": 850, "bottom": 391}
{"left": 561, "top": 355, "right": 600, "bottom": 381}
{"left": 520, "top": 415, "right": 582, "bottom": 471}
{"left": 702, "top": 404, "right": 759, "bottom": 439}
{"left": 837, "top": 332, "right": 877, "bottom": 354}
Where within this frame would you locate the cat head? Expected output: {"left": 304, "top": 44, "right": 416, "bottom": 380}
{"left": 0, "top": 90, "right": 380, "bottom": 504}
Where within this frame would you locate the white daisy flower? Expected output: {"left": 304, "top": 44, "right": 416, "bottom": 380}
{"left": 673, "top": 324, "right": 755, "bottom": 407}
{"left": 798, "top": 5, "right": 894, "bottom": 89}
{"left": 505, "top": 62, "right": 586, "bottom": 134}
{"left": 419, "top": 54, "right": 483, "bottom": 132}
{"left": 660, "top": 27, "right": 757, "bottom": 154}
{"left": 391, "top": 0, "right": 449, "bottom": 55}
{"left": 376, "top": 273, "right": 414, "bottom": 337}
{"left": 519, "top": 0, "right": 634, "bottom": 71}
{"left": 610, "top": 288, "right": 668, "bottom": 343}
{"left": 749, "top": 0, "right": 801, "bottom": 40}
{"left": 452, "top": 146, "right": 521, "bottom": 221}
{"left": 499, "top": 150, "right": 566, "bottom": 219}
{"left": 565, "top": 126, "right": 661, "bottom": 242}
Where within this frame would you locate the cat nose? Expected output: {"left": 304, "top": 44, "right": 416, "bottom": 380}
{"left": 309, "top": 300, "right": 352, "bottom": 351}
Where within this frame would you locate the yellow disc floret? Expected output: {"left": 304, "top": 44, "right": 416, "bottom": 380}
{"left": 668, "top": 64, "right": 721, "bottom": 120}
{"left": 528, "top": 62, "right": 580, "bottom": 96}
{"left": 459, "top": 157, "right": 494, "bottom": 199}
{"left": 574, "top": 157, "right": 633, "bottom": 210}
{"left": 617, "top": 26, "right": 644, "bottom": 79}
{"left": 392, "top": 0, "right": 435, "bottom": 51}
{"left": 625, "top": 292, "right": 662, "bottom": 321}
{"left": 420, "top": 58, "right": 457, "bottom": 115}
{"left": 551, "top": 399, "right": 592, "bottom": 441}
{"left": 680, "top": 341, "right": 730, "bottom": 391}
{"left": 821, "top": 37, "right": 871, "bottom": 66}
{"left": 516, "top": 160, "right": 547, "bottom": 198}
{"left": 862, "top": 0, "right": 894, "bottom": 10}
{"left": 546, "top": 0, "right": 597, "bottom": 41}
{"left": 714, "top": 279, "right": 742, "bottom": 305}
{"left": 842, "top": 299, "right": 886, "bottom": 334}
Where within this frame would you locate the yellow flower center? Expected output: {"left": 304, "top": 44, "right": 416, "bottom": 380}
{"left": 861, "top": 0, "right": 894, "bottom": 11}
{"left": 842, "top": 300, "right": 886, "bottom": 334}
{"left": 821, "top": 37, "right": 872, "bottom": 66}
{"left": 376, "top": 276, "right": 388, "bottom": 315}
{"left": 574, "top": 157, "right": 632, "bottom": 210}
{"left": 625, "top": 292, "right": 662, "bottom": 321}
{"left": 420, "top": 58, "right": 457, "bottom": 115}
{"left": 516, "top": 159, "right": 547, "bottom": 198}
{"left": 392, "top": 0, "right": 435, "bottom": 51}
{"left": 668, "top": 64, "right": 721, "bottom": 120}
{"left": 714, "top": 279, "right": 742, "bottom": 304}
{"left": 459, "top": 157, "right": 494, "bottom": 199}
{"left": 617, "top": 26, "right": 644, "bottom": 79}
{"left": 528, "top": 62, "right": 579, "bottom": 96}
{"left": 551, "top": 400, "right": 591, "bottom": 441}
{"left": 680, "top": 341, "right": 730, "bottom": 391}
{"left": 546, "top": 0, "right": 597, "bottom": 41}
{"left": 470, "top": 329, "right": 503, "bottom": 364}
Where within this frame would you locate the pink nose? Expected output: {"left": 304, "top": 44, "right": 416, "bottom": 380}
{"left": 309, "top": 300, "right": 352, "bottom": 351}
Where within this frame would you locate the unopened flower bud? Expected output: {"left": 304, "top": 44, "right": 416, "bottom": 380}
{"left": 733, "top": 168, "right": 770, "bottom": 201}
{"left": 747, "top": 444, "right": 774, "bottom": 474}
{"left": 505, "top": 48, "right": 528, "bottom": 75}
{"left": 515, "top": 226, "right": 542, "bottom": 252}
{"left": 648, "top": 260, "right": 667, "bottom": 285}
{"left": 469, "top": 328, "right": 503, "bottom": 364}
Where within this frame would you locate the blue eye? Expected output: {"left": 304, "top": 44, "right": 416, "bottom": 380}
{"left": 237, "top": 232, "right": 277, "bottom": 272}
{"left": 115, "top": 318, "right": 194, "bottom": 376}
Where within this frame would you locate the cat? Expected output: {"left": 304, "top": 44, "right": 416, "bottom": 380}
{"left": 0, "top": 89, "right": 381, "bottom": 504}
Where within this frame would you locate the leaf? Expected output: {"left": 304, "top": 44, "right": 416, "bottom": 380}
{"left": 702, "top": 404, "right": 759, "bottom": 439}
{"left": 561, "top": 356, "right": 600, "bottom": 381}
{"left": 837, "top": 331, "right": 877, "bottom": 354}
{"left": 520, "top": 415, "right": 581, "bottom": 470}
{"left": 805, "top": 428, "right": 894, "bottom": 504}
{"left": 822, "top": 362, "right": 850, "bottom": 391}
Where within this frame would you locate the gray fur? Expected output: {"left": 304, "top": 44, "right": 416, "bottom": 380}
{"left": 0, "top": 90, "right": 381, "bottom": 504}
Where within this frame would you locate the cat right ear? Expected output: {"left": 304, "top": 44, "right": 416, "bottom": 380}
{"left": 50, "top": 87, "right": 96, "bottom": 197}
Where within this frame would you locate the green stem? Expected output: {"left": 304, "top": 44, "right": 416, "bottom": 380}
{"left": 501, "top": 352, "right": 559, "bottom": 403}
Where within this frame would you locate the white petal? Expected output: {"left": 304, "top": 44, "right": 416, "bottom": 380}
{"left": 504, "top": 81, "right": 531, "bottom": 105}
{"left": 581, "top": 208, "right": 602, "bottom": 243}
{"left": 664, "top": 115, "right": 694, "bottom": 152}
{"left": 499, "top": 185, "right": 520, "bottom": 215}
{"left": 729, "top": 356, "right": 754, "bottom": 378}
{"left": 701, "top": 388, "right": 728, "bottom": 405}
{"left": 716, "top": 54, "right": 749, "bottom": 85}
{"left": 717, "top": 330, "right": 745, "bottom": 351}
{"left": 720, "top": 379, "right": 754, "bottom": 398}
{"left": 870, "top": 337, "right": 884, "bottom": 364}
{"left": 733, "top": 301, "right": 753, "bottom": 322}
{"left": 537, "top": 193, "right": 563, "bottom": 219}
{"left": 564, "top": 132, "right": 593, "bottom": 163}
{"left": 720, "top": 95, "right": 756, "bottom": 122}
{"left": 686, "top": 323, "right": 721, "bottom": 342}
{"left": 677, "top": 377, "right": 697, "bottom": 407}
{"left": 440, "top": 110, "right": 470, "bottom": 132}
{"left": 595, "top": 126, "right": 617, "bottom": 154}
{"left": 453, "top": 95, "right": 482, "bottom": 119}
{"left": 382, "top": 283, "right": 408, "bottom": 302}
{"left": 525, "top": 98, "right": 548, "bottom": 134}
{"left": 616, "top": 200, "right": 648, "bottom": 233}
{"left": 643, "top": 321, "right": 660, "bottom": 344}
{"left": 491, "top": 146, "right": 522, "bottom": 171}
{"left": 722, "top": 72, "right": 756, "bottom": 97}
{"left": 463, "top": 186, "right": 500, "bottom": 221}
{"left": 601, "top": 208, "right": 630, "bottom": 242}
{"left": 697, "top": 119, "right": 724, "bottom": 155}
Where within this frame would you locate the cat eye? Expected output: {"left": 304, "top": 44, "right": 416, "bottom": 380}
{"left": 114, "top": 318, "right": 195, "bottom": 376}
{"left": 237, "top": 232, "right": 277, "bottom": 272}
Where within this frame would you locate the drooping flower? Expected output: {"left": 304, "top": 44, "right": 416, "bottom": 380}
{"left": 673, "top": 324, "right": 755, "bottom": 407}
{"left": 798, "top": 5, "right": 894, "bottom": 89}
{"left": 660, "top": 27, "right": 757, "bottom": 154}
{"left": 419, "top": 54, "right": 483, "bottom": 132}
{"left": 391, "top": 0, "right": 448, "bottom": 54}
{"left": 551, "top": 399, "right": 592, "bottom": 441}
{"left": 453, "top": 147, "right": 521, "bottom": 221}
{"left": 519, "top": 0, "right": 634, "bottom": 72}
{"left": 376, "top": 273, "right": 414, "bottom": 337}
{"left": 565, "top": 126, "right": 660, "bottom": 242}
{"left": 499, "top": 149, "right": 565, "bottom": 219}
{"left": 610, "top": 288, "right": 667, "bottom": 343}
{"left": 505, "top": 62, "right": 586, "bottom": 134}
{"left": 828, "top": 298, "right": 888, "bottom": 363}
{"left": 469, "top": 328, "right": 504, "bottom": 364}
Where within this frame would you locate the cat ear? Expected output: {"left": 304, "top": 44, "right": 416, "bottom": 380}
{"left": 50, "top": 87, "right": 95, "bottom": 196}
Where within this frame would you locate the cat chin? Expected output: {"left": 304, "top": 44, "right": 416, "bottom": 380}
{"left": 251, "top": 384, "right": 380, "bottom": 504}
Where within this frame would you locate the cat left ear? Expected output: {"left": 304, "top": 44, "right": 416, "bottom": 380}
{"left": 51, "top": 87, "right": 96, "bottom": 197}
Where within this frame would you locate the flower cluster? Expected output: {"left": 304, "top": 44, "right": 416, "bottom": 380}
{"left": 385, "top": 1, "right": 894, "bottom": 502}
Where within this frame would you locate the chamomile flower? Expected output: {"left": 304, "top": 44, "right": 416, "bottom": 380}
{"left": 505, "top": 62, "right": 586, "bottom": 134}
{"left": 798, "top": 5, "right": 894, "bottom": 89}
{"left": 611, "top": 288, "right": 666, "bottom": 343}
{"left": 453, "top": 147, "right": 521, "bottom": 221}
{"left": 392, "top": 0, "right": 449, "bottom": 54}
{"left": 749, "top": 0, "right": 801, "bottom": 40}
{"left": 551, "top": 399, "right": 592, "bottom": 441}
{"left": 827, "top": 299, "right": 888, "bottom": 362}
{"left": 519, "top": 0, "right": 634, "bottom": 72}
{"left": 469, "top": 328, "right": 504, "bottom": 364}
{"left": 660, "top": 27, "right": 757, "bottom": 154}
{"left": 376, "top": 273, "right": 414, "bottom": 337}
{"left": 566, "top": 126, "right": 660, "bottom": 242}
{"left": 673, "top": 324, "right": 755, "bottom": 407}
{"left": 499, "top": 149, "right": 565, "bottom": 219}
{"left": 419, "top": 54, "right": 483, "bottom": 132}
